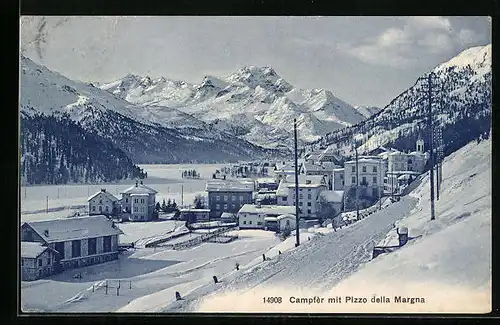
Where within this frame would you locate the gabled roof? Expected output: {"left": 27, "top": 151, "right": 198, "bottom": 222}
{"left": 21, "top": 241, "right": 57, "bottom": 259}
{"left": 238, "top": 204, "right": 296, "bottom": 215}
{"left": 88, "top": 190, "right": 119, "bottom": 202}
{"left": 121, "top": 183, "right": 158, "bottom": 195}
{"left": 22, "top": 215, "right": 124, "bottom": 244}
{"left": 206, "top": 181, "right": 254, "bottom": 192}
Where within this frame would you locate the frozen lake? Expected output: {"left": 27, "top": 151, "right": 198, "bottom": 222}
{"left": 20, "top": 163, "right": 230, "bottom": 222}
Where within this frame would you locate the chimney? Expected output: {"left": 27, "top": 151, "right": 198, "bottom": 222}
{"left": 43, "top": 229, "right": 49, "bottom": 237}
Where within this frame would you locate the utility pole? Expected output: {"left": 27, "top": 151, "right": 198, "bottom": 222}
{"left": 46, "top": 196, "right": 49, "bottom": 214}
{"left": 181, "top": 185, "right": 184, "bottom": 207}
{"left": 355, "top": 146, "right": 359, "bottom": 220}
{"left": 427, "top": 72, "right": 436, "bottom": 221}
{"left": 378, "top": 160, "right": 382, "bottom": 210}
{"left": 294, "top": 119, "right": 300, "bottom": 247}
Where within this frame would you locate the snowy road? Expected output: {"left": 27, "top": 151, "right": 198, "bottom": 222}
{"left": 163, "top": 196, "right": 417, "bottom": 312}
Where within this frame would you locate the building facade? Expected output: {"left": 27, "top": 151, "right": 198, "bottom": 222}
{"left": 206, "top": 182, "right": 254, "bottom": 219}
{"left": 237, "top": 204, "right": 296, "bottom": 229}
{"left": 120, "top": 181, "right": 158, "bottom": 221}
{"left": 333, "top": 168, "right": 345, "bottom": 190}
{"left": 88, "top": 189, "right": 119, "bottom": 216}
{"left": 21, "top": 242, "right": 59, "bottom": 281}
{"left": 179, "top": 208, "right": 210, "bottom": 222}
{"left": 344, "top": 158, "right": 386, "bottom": 197}
{"left": 20, "top": 216, "right": 123, "bottom": 280}
{"left": 286, "top": 182, "right": 327, "bottom": 219}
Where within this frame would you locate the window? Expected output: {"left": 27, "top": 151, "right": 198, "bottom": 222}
{"left": 232, "top": 204, "right": 236, "bottom": 209}
{"left": 99, "top": 199, "right": 102, "bottom": 204}
{"left": 232, "top": 196, "right": 236, "bottom": 201}
{"left": 141, "top": 207, "right": 145, "bottom": 212}
{"left": 352, "top": 176, "right": 356, "bottom": 184}
{"left": 55, "top": 242, "right": 65, "bottom": 259}
{"left": 299, "top": 188, "right": 303, "bottom": 192}
{"left": 373, "top": 177, "right": 377, "bottom": 184}
{"left": 308, "top": 188, "right": 311, "bottom": 192}
{"left": 216, "top": 195, "right": 220, "bottom": 201}
{"left": 47, "top": 258, "right": 51, "bottom": 265}
{"left": 239, "top": 195, "right": 244, "bottom": 201}
{"left": 38, "top": 259, "right": 42, "bottom": 267}
{"left": 134, "top": 207, "right": 138, "bottom": 212}
{"left": 134, "top": 198, "right": 138, "bottom": 203}
{"left": 224, "top": 196, "right": 228, "bottom": 201}
{"left": 99, "top": 206, "right": 102, "bottom": 212}
{"left": 362, "top": 166, "right": 366, "bottom": 172}
{"left": 92, "top": 206, "right": 96, "bottom": 211}
{"left": 216, "top": 204, "right": 220, "bottom": 210}
{"left": 88, "top": 238, "right": 97, "bottom": 255}
{"left": 299, "top": 194, "right": 303, "bottom": 199}
{"left": 243, "top": 221, "right": 247, "bottom": 224}
{"left": 299, "top": 202, "right": 303, "bottom": 206}
{"left": 362, "top": 176, "right": 367, "bottom": 184}
{"left": 351, "top": 166, "right": 355, "bottom": 172}
{"left": 125, "top": 198, "right": 128, "bottom": 203}
{"left": 373, "top": 166, "right": 377, "bottom": 173}
{"left": 224, "top": 204, "right": 228, "bottom": 210}
{"left": 307, "top": 209, "right": 311, "bottom": 214}
{"left": 72, "top": 240, "right": 81, "bottom": 258}
{"left": 340, "top": 174, "right": 343, "bottom": 179}
{"left": 141, "top": 199, "right": 145, "bottom": 204}
{"left": 342, "top": 180, "right": 344, "bottom": 186}
{"left": 249, "top": 221, "right": 252, "bottom": 225}
{"left": 307, "top": 202, "right": 311, "bottom": 206}
{"left": 103, "top": 236, "right": 112, "bottom": 253}
{"left": 105, "top": 206, "right": 109, "bottom": 212}
{"left": 308, "top": 194, "right": 312, "bottom": 200}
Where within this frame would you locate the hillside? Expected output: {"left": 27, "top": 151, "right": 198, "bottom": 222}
{"left": 98, "top": 66, "right": 366, "bottom": 147}
{"left": 20, "top": 56, "right": 281, "bottom": 173}
{"left": 312, "top": 44, "right": 492, "bottom": 160}
{"left": 160, "top": 136, "right": 491, "bottom": 313}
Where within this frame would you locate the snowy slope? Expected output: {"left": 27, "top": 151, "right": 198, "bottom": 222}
{"left": 354, "top": 105, "right": 382, "bottom": 118}
{"left": 161, "top": 137, "right": 491, "bottom": 313}
{"left": 99, "top": 66, "right": 366, "bottom": 147}
{"left": 315, "top": 44, "right": 491, "bottom": 158}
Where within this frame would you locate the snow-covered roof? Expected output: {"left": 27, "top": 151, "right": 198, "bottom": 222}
{"left": 319, "top": 190, "right": 344, "bottom": 203}
{"left": 277, "top": 214, "right": 295, "bottom": 220}
{"left": 302, "top": 163, "right": 330, "bottom": 172}
{"left": 206, "top": 181, "right": 254, "bottom": 192}
{"left": 87, "top": 189, "right": 119, "bottom": 202}
{"left": 256, "top": 178, "right": 277, "bottom": 184}
{"left": 276, "top": 180, "right": 290, "bottom": 197}
{"left": 179, "top": 208, "right": 210, "bottom": 212}
{"left": 21, "top": 241, "right": 55, "bottom": 259}
{"left": 23, "top": 215, "right": 124, "bottom": 244}
{"left": 320, "top": 162, "right": 338, "bottom": 170}
{"left": 345, "top": 158, "right": 381, "bottom": 164}
{"left": 238, "top": 204, "right": 296, "bottom": 215}
{"left": 130, "top": 193, "right": 150, "bottom": 197}
{"left": 285, "top": 174, "right": 326, "bottom": 185}
{"left": 264, "top": 217, "right": 277, "bottom": 222}
{"left": 287, "top": 183, "right": 326, "bottom": 189}
{"left": 333, "top": 168, "right": 344, "bottom": 172}
{"left": 121, "top": 183, "right": 158, "bottom": 195}
{"left": 220, "top": 212, "right": 236, "bottom": 219}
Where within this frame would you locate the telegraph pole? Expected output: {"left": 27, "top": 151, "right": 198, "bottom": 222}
{"left": 293, "top": 119, "right": 300, "bottom": 247}
{"left": 427, "top": 73, "right": 436, "bottom": 221}
{"left": 355, "top": 146, "right": 359, "bottom": 220}
{"left": 181, "top": 185, "right": 184, "bottom": 207}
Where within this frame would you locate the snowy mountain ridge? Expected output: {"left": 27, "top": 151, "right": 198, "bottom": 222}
{"left": 314, "top": 44, "right": 491, "bottom": 160}
{"left": 98, "top": 65, "right": 367, "bottom": 147}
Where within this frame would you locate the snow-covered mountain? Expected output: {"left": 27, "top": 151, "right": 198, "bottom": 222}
{"left": 313, "top": 44, "right": 492, "bottom": 159}
{"left": 98, "top": 66, "right": 366, "bottom": 146}
{"left": 20, "top": 56, "right": 282, "bottom": 183}
{"left": 354, "top": 105, "right": 382, "bottom": 118}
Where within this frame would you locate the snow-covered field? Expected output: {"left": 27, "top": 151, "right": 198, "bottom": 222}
{"left": 161, "top": 138, "right": 491, "bottom": 313}
{"left": 20, "top": 163, "right": 229, "bottom": 222}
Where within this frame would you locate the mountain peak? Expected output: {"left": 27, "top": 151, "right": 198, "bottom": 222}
{"left": 435, "top": 44, "right": 491, "bottom": 74}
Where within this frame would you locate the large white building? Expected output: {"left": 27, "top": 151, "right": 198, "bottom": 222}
{"left": 344, "top": 158, "right": 386, "bottom": 197}
{"left": 88, "top": 189, "right": 119, "bottom": 216}
{"left": 287, "top": 181, "right": 327, "bottom": 219}
{"left": 237, "top": 204, "right": 296, "bottom": 229}
{"left": 120, "top": 181, "right": 158, "bottom": 221}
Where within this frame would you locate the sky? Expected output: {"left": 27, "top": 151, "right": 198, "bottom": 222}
{"left": 20, "top": 16, "right": 491, "bottom": 107}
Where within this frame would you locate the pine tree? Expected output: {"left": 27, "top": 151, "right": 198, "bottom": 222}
{"left": 161, "top": 199, "right": 167, "bottom": 212}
